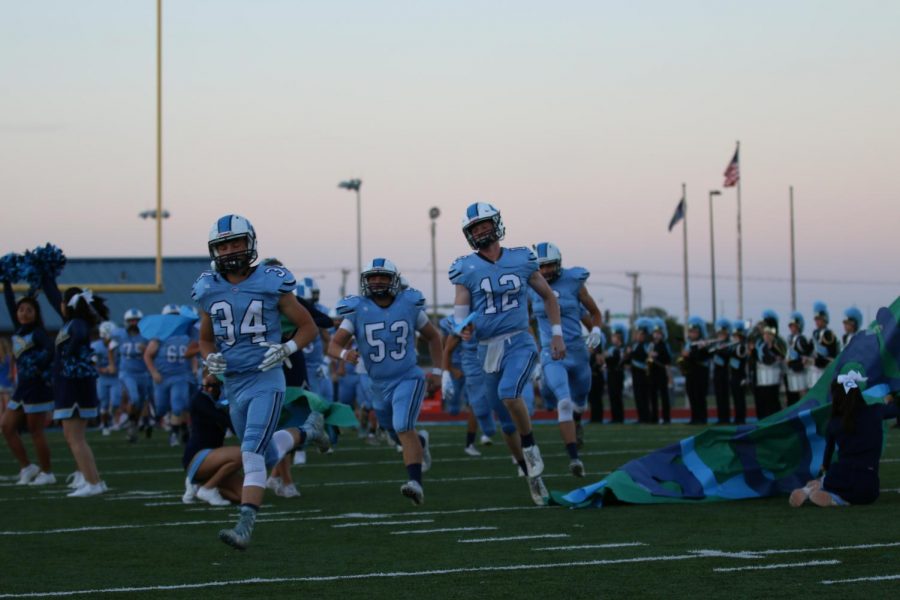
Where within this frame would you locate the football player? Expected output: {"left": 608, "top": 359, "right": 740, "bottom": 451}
{"left": 193, "top": 214, "right": 319, "bottom": 550}
{"left": 113, "top": 309, "right": 154, "bottom": 442}
{"left": 448, "top": 203, "right": 564, "bottom": 505}
{"left": 328, "top": 258, "right": 443, "bottom": 505}
{"left": 529, "top": 242, "right": 603, "bottom": 478}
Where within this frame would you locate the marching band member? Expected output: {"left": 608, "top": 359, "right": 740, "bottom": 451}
{"left": 681, "top": 316, "right": 710, "bottom": 425}
{"left": 809, "top": 302, "right": 839, "bottom": 390}
{"left": 842, "top": 307, "right": 863, "bottom": 347}
{"left": 785, "top": 312, "right": 813, "bottom": 406}
{"left": 728, "top": 320, "right": 749, "bottom": 425}
{"left": 712, "top": 318, "right": 732, "bottom": 424}
{"left": 754, "top": 310, "right": 786, "bottom": 420}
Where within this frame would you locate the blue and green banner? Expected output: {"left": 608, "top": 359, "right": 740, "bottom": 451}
{"left": 552, "top": 297, "right": 900, "bottom": 508}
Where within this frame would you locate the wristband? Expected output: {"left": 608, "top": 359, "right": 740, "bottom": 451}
{"left": 430, "top": 367, "right": 442, "bottom": 376}
{"left": 340, "top": 348, "right": 349, "bottom": 360}
{"left": 551, "top": 324, "right": 563, "bottom": 337}
{"left": 285, "top": 340, "right": 298, "bottom": 354}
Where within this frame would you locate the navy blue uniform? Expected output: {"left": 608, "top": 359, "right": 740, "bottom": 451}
{"left": 3, "top": 281, "right": 53, "bottom": 413}
{"left": 821, "top": 402, "right": 900, "bottom": 504}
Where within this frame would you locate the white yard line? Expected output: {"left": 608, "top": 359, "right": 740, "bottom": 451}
{"left": 331, "top": 519, "right": 434, "bottom": 528}
{"left": 821, "top": 574, "right": 900, "bottom": 585}
{"left": 0, "top": 554, "right": 706, "bottom": 598}
{"left": 535, "top": 542, "right": 647, "bottom": 551}
{"left": 458, "top": 534, "right": 569, "bottom": 543}
{"left": 391, "top": 526, "right": 498, "bottom": 535}
{"left": 713, "top": 559, "right": 839, "bottom": 573}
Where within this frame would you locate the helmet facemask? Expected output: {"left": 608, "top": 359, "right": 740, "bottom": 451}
{"left": 464, "top": 215, "right": 505, "bottom": 250}
{"left": 209, "top": 234, "right": 257, "bottom": 274}
{"left": 361, "top": 271, "right": 400, "bottom": 298}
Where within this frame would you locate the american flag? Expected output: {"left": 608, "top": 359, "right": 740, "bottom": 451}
{"left": 723, "top": 146, "right": 740, "bottom": 187}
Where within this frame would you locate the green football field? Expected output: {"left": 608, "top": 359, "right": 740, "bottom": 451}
{"left": 2, "top": 422, "right": 899, "bottom": 599}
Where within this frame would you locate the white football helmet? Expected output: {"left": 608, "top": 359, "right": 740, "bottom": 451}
{"left": 98, "top": 321, "right": 117, "bottom": 341}
{"left": 461, "top": 202, "right": 505, "bottom": 250}
{"left": 124, "top": 308, "right": 143, "bottom": 322}
{"left": 207, "top": 214, "right": 258, "bottom": 273}
{"left": 360, "top": 258, "right": 401, "bottom": 298}
{"left": 161, "top": 304, "right": 180, "bottom": 315}
{"left": 302, "top": 277, "right": 320, "bottom": 303}
{"left": 533, "top": 242, "right": 562, "bottom": 282}
{"left": 294, "top": 283, "right": 314, "bottom": 302}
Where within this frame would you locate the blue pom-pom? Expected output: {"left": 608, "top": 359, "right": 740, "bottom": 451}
{"left": 0, "top": 253, "right": 22, "bottom": 282}
{"left": 20, "top": 244, "right": 67, "bottom": 289}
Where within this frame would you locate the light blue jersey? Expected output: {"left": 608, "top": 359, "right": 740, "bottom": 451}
{"left": 114, "top": 330, "right": 149, "bottom": 375}
{"left": 529, "top": 267, "right": 589, "bottom": 347}
{"left": 192, "top": 265, "right": 296, "bottom": 376}
{"left": 448, "top": 247, "right": 538, "bottom": 341}
{"left": 336, "top": 289, "right": 426, "bottom": 382}
{"left": 155, "top": 334, "right": 193, "bottom": 379}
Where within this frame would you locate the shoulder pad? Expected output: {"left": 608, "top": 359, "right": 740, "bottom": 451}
{"left": 261, "top": 265, "right": 297, "bottom": 294}
{"left": 403, "top": 288, "right": 426, "bottom": 308}
{"left": 508, "top": 246, "right": 537, "bottom": 261}
{"left": 448, "top": 255, "right": 470, "bottom": 284}
{"left": 568, "top": 267, "right": 590, "bottom": 283}
{"left": 336, "top": 295, "right": 361, "bottom": 316}
{"left": 190, "top": 271, "right": 218, "bottom": 303}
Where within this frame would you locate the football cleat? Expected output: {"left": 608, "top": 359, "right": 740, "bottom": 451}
{"left": 569, "top": 458, "right": 585, "bottom": 478}
{"left": 219, "top": 506, "right": 257, "bottom": 550}
{"left": 301, "top": 412, "right": 331, "bottom": 454}
{"left": 523, "top": 444, "right": 544, "bottom": 477}
{"left": 420, "top": 430, "right": 432, "bottom": 473}
{"left": 464, "top": 444, "right": 481, "bottom": 457}
{"left": 400, "top": 480, "right": 425, "bottom": 506}
{"left": 527, "top": 475, "right": 549, "bottom": 506}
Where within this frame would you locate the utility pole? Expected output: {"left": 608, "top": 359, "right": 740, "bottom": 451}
{"left": 626, "top": 272, "right": 640, "bottom": 325}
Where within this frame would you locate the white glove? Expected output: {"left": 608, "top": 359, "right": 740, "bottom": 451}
{"left": 205, "top": 352, "right": 227, "bottom": 375}
{"left": 257, "top": 340, "right": 297, "bottom": 372}
{"left": 531, "top": 361, "right": 543, "bottom": 384}
{"left": 441, "top": 370, "right": 455, "bottom": 403}
{"left": 586, "top": 327, "right": 606, "bottom": 350}
{"left": 317, "top": 364, "right": 329, "bottom": 379}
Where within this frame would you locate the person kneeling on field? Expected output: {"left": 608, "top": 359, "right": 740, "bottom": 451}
{"left": 183, "top": 374, "right": 330, "bottom": 507}
{"left": 789, "top": 374, "right": 898, "bottom": 507}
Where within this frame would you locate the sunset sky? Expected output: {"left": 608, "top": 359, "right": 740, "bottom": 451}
{"left": 3, "top": 1, "right": 898, "bottom": 324}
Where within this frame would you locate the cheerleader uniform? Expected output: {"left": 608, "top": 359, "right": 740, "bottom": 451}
{"left": 3, "top": 282, "right": 53, "bottom": 414}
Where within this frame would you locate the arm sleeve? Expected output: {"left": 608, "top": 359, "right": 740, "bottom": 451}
{"left": 3, "top": 280, "right": 17, "bottom": 325}
{"left": 416, "top": 310, "right": 430, "bottom": 330}
{"left": 339, "top": 319, "right": 355, "bottom": 335}
{"left": 41, "top": 274, "right": 64, "bottom": 320}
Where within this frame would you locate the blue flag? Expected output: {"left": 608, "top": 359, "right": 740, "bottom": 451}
{"left": 668, "top": 198, "right": 685, "bottom": 232}
{"left": 552, "top": 296, "right": 900, "bottom": 508}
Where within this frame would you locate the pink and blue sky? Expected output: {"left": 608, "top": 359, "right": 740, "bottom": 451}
{"left": 2, "top": 1, "right": 898, "bottom": 323}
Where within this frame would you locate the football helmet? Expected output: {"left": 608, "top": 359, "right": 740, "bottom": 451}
{"left": 124, "top": 308, "right": 143, "bottom": 322}
{"left": 302, "top": 277, "right": 320, "bottom": 303}
{"left": 533, "top": 242, "right": 562, "bottom": 282}
{"left": 461, "top": 202, "right": 505, "bottom": 250}
{"left": 98, "top": 321, "right": 117, "bottom": 341}
{"left": 360, "top": 258, "right": 401, "bottom": 298}
{"left": 161, "top": 304, "right": 180, "bottom": 315}
{"left": 294, "top": 283, "right": 314, "bottom": 302}
{"left": 207, "top": 214, "right": 258, "bottom": 273}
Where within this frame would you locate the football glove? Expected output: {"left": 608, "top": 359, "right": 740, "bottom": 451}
{"left": 257, "top": 340, "right": 297, "bottom": 372}
{"left": 205, "top": 352, "right": 227, "bottom": 375}
{"left": 586, "top": 327, "right": 605, "bottom": 350}
{"left": 441, "top": 370, "right": 455, "bottom": 403}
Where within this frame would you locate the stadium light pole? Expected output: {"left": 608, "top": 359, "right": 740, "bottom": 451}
{"left": 709, "top": 190, "right": 721, "bottom": 324}
{"left": 429, "top": 207, "right": 441, "bottom": 320}
{"left": 338, "top": 179, "right": 363, "bottom": 285}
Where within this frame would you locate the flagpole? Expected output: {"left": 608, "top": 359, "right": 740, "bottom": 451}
{"left": 682, "top": 182, "right": 689, "bottom": 325}
{"left": 709, "top": 190, "right": 721, "bottom": 323}
{"left": 789, "top": 185, "right": 796, "bottom": 311}
{"left": 735, "top": 140, "right": 743, "bottom": 320}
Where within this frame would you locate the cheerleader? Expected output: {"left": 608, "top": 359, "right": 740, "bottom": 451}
{"left": 785, "top": 312, "right": 813, "bottom": 405}
{"left": 1, "top": 280, "right": 55, "bottom": 485}
{"left": 44, "top": 283, "right": 110, "bottom": 497}
{"left": 790, "top": 374, "right": 899, "bottom": 507}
